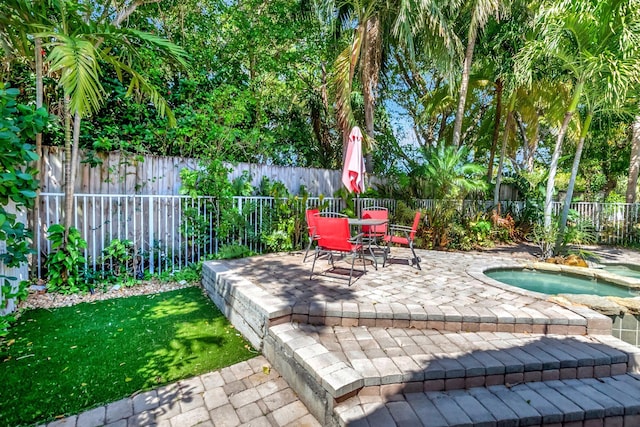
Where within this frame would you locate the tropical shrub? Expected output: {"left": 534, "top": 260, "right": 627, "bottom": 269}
{"left": 258, "top": 178, "right": 308, "bottom": 252}
{"left": 0, "top": 83, "right": 46, "bottom": 328}
{"left": 45, "top": 225, "right": 88, "bottom": 294}
{"left": 98, "top": 239, "right": 136, "bottom": 282}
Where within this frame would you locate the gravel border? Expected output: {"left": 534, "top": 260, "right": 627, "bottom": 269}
{"left": 18, "top": 280, "right": 198, "bottom": 311}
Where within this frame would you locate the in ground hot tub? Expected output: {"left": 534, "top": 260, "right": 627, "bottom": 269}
{"left": 485, "top": 268, "right": 639, "bottom": 297}
{"left": 600, "top": 264, "right": 640, "bottom": 280}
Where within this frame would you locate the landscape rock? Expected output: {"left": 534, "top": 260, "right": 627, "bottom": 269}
{"left": 545, "top": 254, "right": 588, "bottom": 268}
{"left": 555, "top": 293, "right": 626, "bottom": 316}
{"left": 607, "top": 297, "right": 640, "bottom": 315}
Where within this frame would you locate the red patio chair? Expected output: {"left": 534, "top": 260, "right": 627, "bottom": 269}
{"left": 303, "top": 208, "right": 320, "bottom": 262}
{"left": 310, "top": 215, "right": 367, "bottom": 285}
{"left": 383, "top": 211, "right": 422, "bottom": 270}
{"left": 361, "top": 206, "right": 389, "bottom": 245}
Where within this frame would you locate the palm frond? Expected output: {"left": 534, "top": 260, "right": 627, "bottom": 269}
{"left": 102, "top": 55, "right": 177, "bottom": 126}
{"left": 45, "top": 33, "right": 105, "bottom": 116}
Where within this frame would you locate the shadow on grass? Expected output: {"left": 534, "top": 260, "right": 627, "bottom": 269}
{"left": 0, "top": 287, "right": 253, "bottom": 427}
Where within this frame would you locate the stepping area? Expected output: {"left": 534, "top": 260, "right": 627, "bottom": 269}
{"left": 203, "top": 248, "right": 640, "bottom": 426}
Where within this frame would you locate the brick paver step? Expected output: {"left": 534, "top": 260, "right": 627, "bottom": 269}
{"left": 269, "top": 323, "right": 636, "bottom": 401}
{"left": 335, "top": 374, "right": 640, "bottom": 426}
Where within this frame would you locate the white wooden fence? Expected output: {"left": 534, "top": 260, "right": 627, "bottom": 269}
{"left": 39, "top": 146, "right": 345, "bottom": 196}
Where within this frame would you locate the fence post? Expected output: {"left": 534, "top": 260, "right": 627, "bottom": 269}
{"left": 149, "top": 196, "right": 154, "bottom": 274}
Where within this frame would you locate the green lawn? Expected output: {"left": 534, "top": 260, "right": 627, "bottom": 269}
{"left": 0, "top": 287, "right": 255, "bottom": 427}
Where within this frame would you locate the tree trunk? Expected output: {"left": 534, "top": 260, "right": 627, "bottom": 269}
{"left": 493, "top": 95, "right": 515, "bottom": 207}
{"left": 544, "top": 82, "right": 584, "bottom": 234}
{"left": 32, "top": 38, "right": 44, "bottom": 270}
{"left": 556, "top": 111, "right": 592, "bottom": 252}
{"left": 543, "top": 82, "right": 583, "bottom": 230}
{"left": 361, "top": 15, "right": 381, "bottom": 174}
{"left": 452, "top": 31, "right": 477, "bottom": 147}
{"left": 626, "top": 116, "right": 640, "bottom": 203}
{"left": 71, "top": 112, "right": 81, "bottom": 200}
{"left": 63, "top": 96, "right": 73, "bottom": 237}
{"left": 543, "top": 112, "right": 571, "bottom": 229}
{"left": 487, "top": 78, "right": 503, "bottom": 181}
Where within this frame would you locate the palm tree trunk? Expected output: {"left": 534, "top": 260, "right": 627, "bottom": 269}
{"left": 71, "top": 112, "right": 81, "bottom": 200}
{"left": 556, "top": 111, "right": 592, "bottom": 251}
{"left": 544, "top": 81, "right": 584, "bottom": 230}
{"left": 32, "top": 38, "right": 44, "bottom": 268}
{"left": 493, "top": 95, "right": 515, "bottom": 207}
{"left": 452, "top": 32, "right": 477, "bottom": 147}
{"left": 487, "top": 78, "right": 503, "bottom": 181}
{"left": 63, "top": 96, "right": 73, "bottom": 238}
{"left": 626, "top": 116, "right": 640, "bottom": 203}
{"left": 362, "top": 15, "right": 381, "bottom": 174}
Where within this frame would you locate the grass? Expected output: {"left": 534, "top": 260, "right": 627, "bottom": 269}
{"left": 0, "top": 286, "right": 255, "bottom": 427}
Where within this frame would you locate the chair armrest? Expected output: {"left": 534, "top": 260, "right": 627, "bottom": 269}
{"left": 388, "top": 224, "right": 412, "bottom": 240}
{"left": 389, "top": 224, "right": 412, "bottom": 233}
{"left": 350, "top": 232, "right": 365, "bottom": 244}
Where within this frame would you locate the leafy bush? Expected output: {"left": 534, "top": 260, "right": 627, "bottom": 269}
{"left": 0, "top": 83, "right": 46, "bottom": 316}
{"left": 156, "top": 262, "right": 202, "bottom": 283}
{"left": 529, "top": 221, "right": 558, "bottom": 260}
{"left": 562, "top": 210, "right": 597, "bottom": 247}
{"left": 45, "top": 225, "right": 88, "bottom": 294}
{"left": 98, "top": 239, "right": 136, "bottom": 282}
{"left": 214, "top": 244, "right": 255, "bottom": 260}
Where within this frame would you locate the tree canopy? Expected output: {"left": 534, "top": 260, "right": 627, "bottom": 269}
{"left": 2, "top": 0, "right": 639, "bottom": 201}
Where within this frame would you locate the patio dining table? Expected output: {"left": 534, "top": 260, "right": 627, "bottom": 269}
{"left": 347, "top": 217, "right": 389, "bottom": 268}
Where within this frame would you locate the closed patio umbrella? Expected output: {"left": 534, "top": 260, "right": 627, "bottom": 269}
{"left": 342, "top": 126, "right": 365, "bottom": 194}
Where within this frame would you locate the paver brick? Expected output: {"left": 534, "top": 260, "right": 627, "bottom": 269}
{"left": 489, "top": 386, "right": 542, "bottom": 426}
{"left": 428, "top": 392, "right": 473, "bottom": 427}
{"left": 170, "top": 407, "right": 210, "bottom": 427}
{"left": 385, "top": 401, "right": 422, "bottom": 427}
{"left": 209, "top": 404, "right": 240, "bottom": 427}
{"left": 106, "top": 399, "right": 133, "bottom": 424}
{"left": 236, "top": 402, "right": 264, "bottom": 423}
{"left": 204, "top": 387, "right": 230, "bottom": 410}
{"left": 132, "top": 390, "right": 159, "bottom": 414}
{"left": 270, "top": 400, "right": 310, "bottom": 426}
{"left": 449, "top": 392, "right": 497, "bottom": 426}
{"left": 511, "top": 386, "right": 564, "bottom": 424}
{"left": 525, "top": 382, "right": 584, "bottom": 422}
{"left": 201, "top": 372, "right": 226, "bottom": 390}
{"left": 229, "top": 388, "right": 261, "bottom": 409}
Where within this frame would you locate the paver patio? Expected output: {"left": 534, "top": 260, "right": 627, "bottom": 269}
{"left": 58, "top": 246, "right": 640, "bottom": 426}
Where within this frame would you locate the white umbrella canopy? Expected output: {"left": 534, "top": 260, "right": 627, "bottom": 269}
{"left": 341, "top": 126, "right": 365, "bottom": 194}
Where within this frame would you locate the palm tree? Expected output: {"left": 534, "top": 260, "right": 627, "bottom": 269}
{"left": 2, "top": 0, "right": 187, "bottom": 246}
{"left": 328, "top": 0, "right": 459, "bottom": 166}
{"left": 451, "top": 0, "right": 508, "bottom": 147}
{"left": 417, "top": 142, "right": 487, "bottom": 246}
{"left": 36, "top": 1, "right": 188, "bottom": 237}
{"left": 516, "top": 0, "right": 640, "bottom": 232}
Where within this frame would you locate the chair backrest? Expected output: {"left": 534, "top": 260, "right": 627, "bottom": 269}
{"left": 318, "top": 212, "right": 347, "bottom": 218}
{"left": 409, "top": 211, "right": 421, "bottom": 240}
{"left": 315, "top": 216, "right": 354, "bottom": 252}
{"left": 361, "top": 207, "right": 388, "bottom": 235}
{"left": 305, "top": 208, "right": 320, "bottom": 237}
